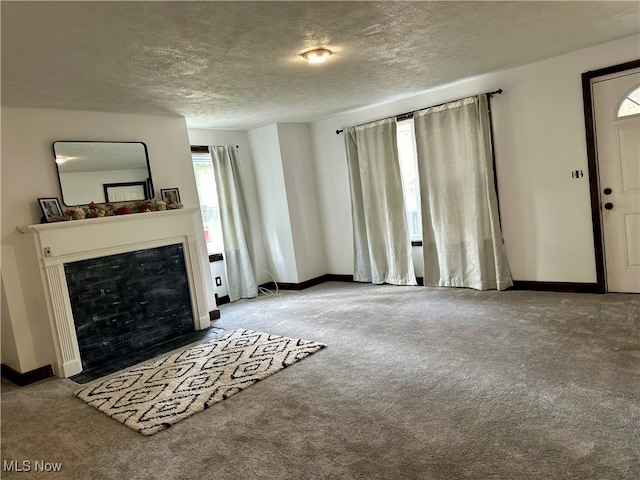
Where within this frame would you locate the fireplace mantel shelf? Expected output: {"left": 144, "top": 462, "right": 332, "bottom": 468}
{"left": 27, "top": 207, "right": 198, "bottom": 232}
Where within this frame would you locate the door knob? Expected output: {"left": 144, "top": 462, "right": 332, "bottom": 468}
{"left": 604, "top": 202, "right": 614, "bottom": 210}
{"left": 603, "top": 187, "right": 612, "bottom": 195}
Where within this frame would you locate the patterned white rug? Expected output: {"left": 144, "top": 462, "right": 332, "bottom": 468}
{"left": 74, "top": 329, "right": 326, "bottom": 435}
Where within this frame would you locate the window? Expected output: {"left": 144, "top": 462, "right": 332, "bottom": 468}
{"left": 617, "top": 85, "right": 640, "bottom": 118}
{"left": 397, "top": 119, "right": 422, "bottom": 241}
{"left": 192, "top": 151, "right": 224, "bottom": 254}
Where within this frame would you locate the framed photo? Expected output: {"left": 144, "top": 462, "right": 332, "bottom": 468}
{"left": 160, "top": 188, "right": 181, "bottom": 205}
{"left": 38, "top": 197, "right": 63, "bottom": 222}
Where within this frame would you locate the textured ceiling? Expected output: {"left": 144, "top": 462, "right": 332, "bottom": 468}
{"left": 2, "top": 1, "right": 639, "bottom": 130}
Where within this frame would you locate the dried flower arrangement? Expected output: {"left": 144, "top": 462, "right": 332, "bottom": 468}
{"left": 49, "top": 199, "right": 182, "bottom": 222}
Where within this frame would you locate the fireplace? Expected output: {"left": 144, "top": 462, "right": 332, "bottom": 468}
{"left": 27, "top": 208, "right": 212, "bottom": 378}
{"left": 65, "top": 244, "right": 194, "bottom": 369}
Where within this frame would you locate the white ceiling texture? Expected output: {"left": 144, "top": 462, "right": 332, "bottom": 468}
{"left": 2, "top": 1, "right": 639, "bottom": 130}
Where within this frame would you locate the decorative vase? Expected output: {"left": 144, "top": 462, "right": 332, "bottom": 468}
{"left": 115, "top": 206, "right": 133, "bottom": 215}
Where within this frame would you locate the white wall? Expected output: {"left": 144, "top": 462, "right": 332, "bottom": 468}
{"left": 277, "top": 124, "right": 327, "bottom": 281}
{"left": 1, "top": 279, "right": 21, "bottom": 369}
{"left": 1, "top": 107, "right": 215, "bottom": 373}
{"left": 310, "top": 34, "right": 640, "bottom": 283}
{"left": 247, "top": 125, "right": 299, "bottom": 283}
{"left": 189, "top": 126, "right": 327, "bottom": 285}
{"left": 209, "top": 260, "right": 229, "bottom": 300}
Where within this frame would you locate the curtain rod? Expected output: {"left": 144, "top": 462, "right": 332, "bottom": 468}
{"left": 190, "top": 145, "right": 239, "bottom": 152}
{"left": 335, "top": 88, "right": 503, "bottom": 134}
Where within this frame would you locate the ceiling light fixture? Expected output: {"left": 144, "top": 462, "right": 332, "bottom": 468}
{"left": 302, "top": 48, "right": 332, "bottom": 64}
{"left": 55, "top": 157, "right": 66, "bottom": 164}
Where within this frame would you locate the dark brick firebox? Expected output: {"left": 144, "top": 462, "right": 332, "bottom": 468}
{"left": 64, "top": 244, "right": 194, "bottom": 370}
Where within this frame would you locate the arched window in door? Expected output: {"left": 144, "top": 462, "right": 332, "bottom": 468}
{"left": 617, "top": 85, "right": 640, "bottom": 118}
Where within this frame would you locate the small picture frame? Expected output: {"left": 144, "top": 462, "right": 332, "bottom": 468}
{"left": 160, "top": 188, "right": 181, "bottom": 205}
{"left": 38, "top": 197, "right": 63, "bottom": 222}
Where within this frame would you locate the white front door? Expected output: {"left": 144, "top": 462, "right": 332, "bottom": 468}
{"left": 592, "top": 69, "right": 640, "bottom": 293}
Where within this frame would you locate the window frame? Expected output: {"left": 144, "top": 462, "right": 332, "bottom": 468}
{"left": 191, "top": 146, "right": 224, "bottom": 255}
{"left": 396, "top": 118, "right": 423, "bottom": 246}
{"left": 616, "top": 84, "right": 640, "bottom": 119}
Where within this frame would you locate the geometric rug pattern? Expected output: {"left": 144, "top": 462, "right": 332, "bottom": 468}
{"left": 74, "top": 329, "right": 326, "bottom": 435}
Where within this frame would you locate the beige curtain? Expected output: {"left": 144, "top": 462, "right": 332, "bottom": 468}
{"left": 345, "top": 118, "right": 417, "bottom": 285}
{"left": 413, "top": 95, "right": 513, "bottom": 290}
{"left": 209, "top": 146, "right": 258, "bottom": 301}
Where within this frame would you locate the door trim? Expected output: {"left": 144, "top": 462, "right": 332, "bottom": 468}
{"left": 582, "top": 59, "right": 640, "bottom": 294}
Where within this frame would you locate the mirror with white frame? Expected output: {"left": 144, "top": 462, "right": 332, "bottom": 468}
{"left": 53, "top": 141, "right": 154, "bottom": 206}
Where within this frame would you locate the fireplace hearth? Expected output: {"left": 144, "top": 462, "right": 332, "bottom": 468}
{"left": 70, "top": 326, "right": 225, "bottom": 384}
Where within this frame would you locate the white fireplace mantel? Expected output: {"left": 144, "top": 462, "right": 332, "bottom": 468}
{"left": 27, "top": 208, "right": 212, "bottom": 378}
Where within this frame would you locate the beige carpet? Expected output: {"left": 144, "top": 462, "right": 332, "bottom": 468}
{"left": 3, "top": 283, "right": 638, "bottom": 479}
{"left": 74, "top": 329, "right": 326, "bottom": 435}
